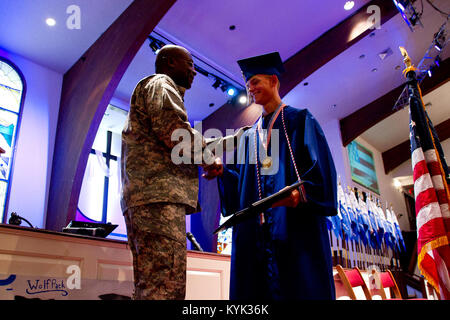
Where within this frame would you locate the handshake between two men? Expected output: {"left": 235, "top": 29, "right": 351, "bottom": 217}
{"left": 201, "top": 155, "right": 301, "bottom": 209}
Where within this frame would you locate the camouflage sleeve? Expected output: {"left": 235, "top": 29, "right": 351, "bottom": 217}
{"left": 147, "top": 79, "right": 215, "bottom": 166}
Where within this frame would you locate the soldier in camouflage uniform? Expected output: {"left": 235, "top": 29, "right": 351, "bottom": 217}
{"left": 121, "top": 45, "right": 222, "bottom": 300}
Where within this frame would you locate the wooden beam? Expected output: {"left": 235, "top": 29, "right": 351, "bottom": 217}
{"left": 203, "top": 0, "right": 398, "bottom": 131}
{"left": 46, "top": 0, "right": 176, "bottom": 231}
{"left": 279, "top": 0, "right": 397, "bottom": 97}
{"left": 382, "top": 118, "right": 450, "bottom": 174}
{"left": 340, "top": 57, "right": 450, "bottom": 147}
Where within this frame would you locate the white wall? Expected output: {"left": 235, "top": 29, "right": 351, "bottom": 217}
{"left": 321, "top": 119, "right": 351, "bottom": 186}
{"left": 392, "top": 138, "right": 450, "bottom": 179}
{"left": 321, "top": 118, "right": 411, "bottom": 231}
{"left": 0, "top": 48, "right": 62, "bottom": 228}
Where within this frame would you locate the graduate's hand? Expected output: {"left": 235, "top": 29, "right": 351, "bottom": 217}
{"left": 271, "top": 188, "right": 301, "bottom": 208}
{"left": 202, "top": 157, "right": 223, "bottom": 180}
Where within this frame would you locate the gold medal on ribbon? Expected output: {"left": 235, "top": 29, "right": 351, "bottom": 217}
{"left": 261, "top": 157, "right": 272, "bottom": 168}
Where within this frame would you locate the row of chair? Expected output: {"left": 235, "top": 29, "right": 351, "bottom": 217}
{"left": 334, "top": 265, "right": 428, "bottom": 300}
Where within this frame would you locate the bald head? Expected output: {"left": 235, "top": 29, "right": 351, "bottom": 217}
{"left": 155, "top": 45, "right": 189, "bottom": 72}
{"left": 154, "top": 45, "right": 196, "bottom": 89}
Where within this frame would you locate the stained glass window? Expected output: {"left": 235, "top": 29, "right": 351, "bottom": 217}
{"left": 217, "top": 215, "right": 233, "bottom": 254}
{"left": 77, "top": 104, "right": 128, "bottom": 240}
{"left": 0, "top": 59, "right": 25, "bottom": 223}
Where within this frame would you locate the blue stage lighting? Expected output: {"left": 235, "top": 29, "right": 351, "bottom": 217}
{"left": 227, "top": 87, "right": 236, "bottom": 96}
{"left": 392, "top": 0, "right": 422, "bottom": 31}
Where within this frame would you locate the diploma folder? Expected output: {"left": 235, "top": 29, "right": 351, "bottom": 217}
{"left": 213, "top": 181, "right": 305, "bottom": 234}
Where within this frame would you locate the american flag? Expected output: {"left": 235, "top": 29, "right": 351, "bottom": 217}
{"left": 408, "top": 69, "right": 450, "bottom": 300}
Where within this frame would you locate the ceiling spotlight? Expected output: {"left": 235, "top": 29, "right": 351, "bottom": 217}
{"left": 148, "top": 37, "right": 166, "bottom": 54}
{"left": 433, "top": 29, "right": 446, "bottom": 52}
{"left": 238, "top": 94, "right": 248, "bottom": 105}
{"left": 434, "top": 56, "right": 441, "bottom": 67}
{"left": 392, "top": 0, "right": 423, "bottom": 31}
{"left": 227, "top": 87, "right": 236, "bottom": 96}
{"left": 393, "top": 179, "right": 402, "bottom": 189}
{"left": 46, "top": 18, "right": 56, "bottom": 27}
{"left": 434, "top": 42, "right": 443, "bottom": 51}
{"left": 146, "top": 34, "right": 247, "bottom": 100}
{"left": 393, "top": 0, "right": 405, "bottom": 12}
{"left": 149, "top": 40, "right": 160, "bottom": 53}
{"left": 344, "top": 1, "right": 355, "bottom": 11}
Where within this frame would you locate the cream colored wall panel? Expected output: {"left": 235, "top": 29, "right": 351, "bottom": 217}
{"left": 97, "top": 261, "right": 133, "bottom": 281}
{"left": 186, "top": 269, "right": 223, "bottom": 300}
{"left": 0, "top": 250, "right": 82, "bottom": 278}
{"left": 187, "top": 252, "right": 230, "bottom": 300}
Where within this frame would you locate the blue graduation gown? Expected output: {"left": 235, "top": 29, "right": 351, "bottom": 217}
{"left": 218, "top": 106, "right": 337, "bottom": 300}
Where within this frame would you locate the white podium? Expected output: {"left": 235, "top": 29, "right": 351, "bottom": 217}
{"left": 0, "top": 224, "right": 230, "bottom": 300}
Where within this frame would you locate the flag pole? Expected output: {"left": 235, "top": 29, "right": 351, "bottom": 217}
{"left": 401, "top": 46, "right": 450, "bottom": 299}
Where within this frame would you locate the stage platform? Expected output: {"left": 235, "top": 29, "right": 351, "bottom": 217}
{"left": 0, "top": 224, "right": 434, "bottom": 300}
{"left": 0, "top": 224, "right": 229, "bottom": 300}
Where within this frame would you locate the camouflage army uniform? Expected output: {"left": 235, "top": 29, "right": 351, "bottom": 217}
{"left": 121, "top": 74, "right": 214, "bottom": 300}
{"left": 124, "top": 203, "right": 187, "bottom": 300}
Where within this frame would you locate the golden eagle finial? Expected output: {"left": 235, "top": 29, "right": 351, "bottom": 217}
{"left": 399, "top": 46, "right": 416, "bottom": 76}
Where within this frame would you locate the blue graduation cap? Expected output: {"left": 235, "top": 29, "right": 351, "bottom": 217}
{"left": 237, "top": 52, "right": 285, "bottom": 82}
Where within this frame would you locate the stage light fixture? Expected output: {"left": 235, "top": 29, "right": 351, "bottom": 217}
{"left": 148, "top": 37, "right": 166, "bottom": 55}
{"left": 238, "top": 94, "right": 248, "bottom": 105}
{"left": 212, "top": 78, "right": 222, "bottom": 89}
{"left": 392, "top": 0, "right": 423, "bottom": 31}
{"left": 227, "top": 87, "right": 236, "bottom": 96}
{"left": 434, "top": 56, "right": 441, "bottom": 67}
{"left": 149, "top": 40, "right": 160, "bottom": 53}
{"left": 433, "top": 28, "right": 446, "bottom": 52}
{"left": 414, "top": 20, "right": 448, "bottom": 81}
{"left": 147, "top": 33, "right": 245, "bottom": 100}
{"left": 393, "top": 0, "right": 405, "bottom": 12}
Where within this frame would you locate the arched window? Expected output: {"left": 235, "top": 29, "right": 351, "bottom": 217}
{"left": 77, "top": 104, "right": 128, "bottom": 240}
{"left": 0, "top": 58, "right": 25, "bottom": 223}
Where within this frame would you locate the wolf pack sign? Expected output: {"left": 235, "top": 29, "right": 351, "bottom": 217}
{"left": 0, "top": 272, "right": 132, "bottom": 300}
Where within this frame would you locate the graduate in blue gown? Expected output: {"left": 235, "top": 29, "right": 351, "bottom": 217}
{"left": 216, "top": 52, "right": 337, "bottom": 300}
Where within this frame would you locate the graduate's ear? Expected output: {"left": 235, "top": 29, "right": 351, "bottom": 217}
{"left": 245, "top": 86, "right": 254, "bottom": 105}
{"left": 270, "top": 74, "right": 280, "bottom": 90}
